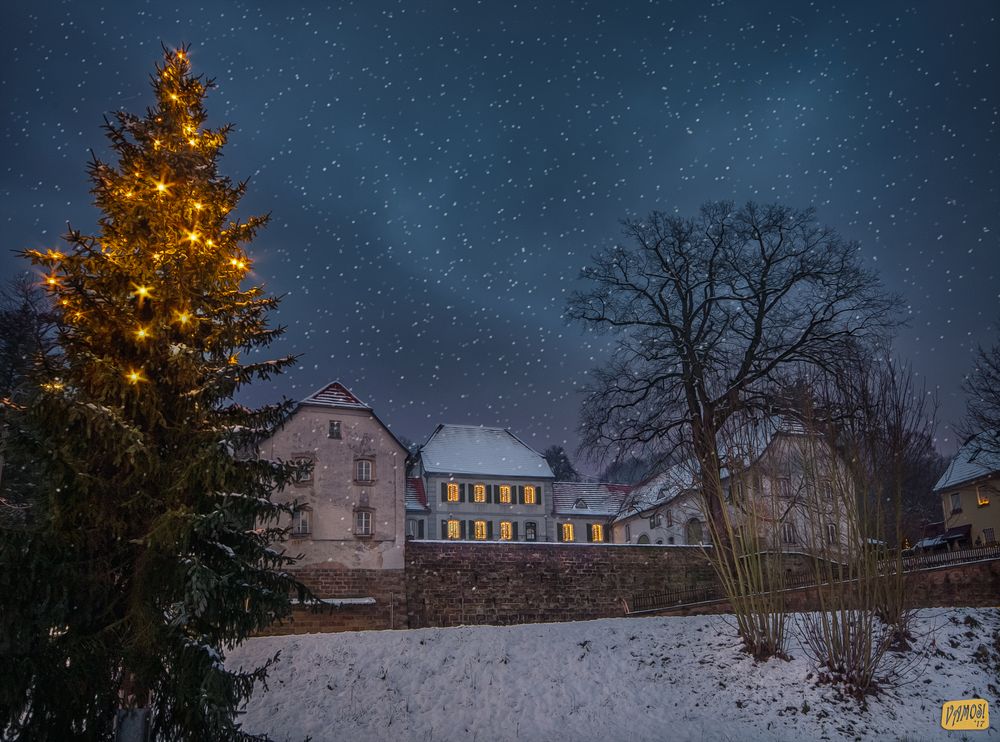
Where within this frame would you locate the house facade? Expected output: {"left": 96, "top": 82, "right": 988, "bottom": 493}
{"left": 612, "top": 418, "right": 850, "bottom": 556}
{"left": 407, "top": 424, "right": 555, "bottom": 542}
{"left": 259, "top": 381, "right": 409, "bottom": 570}
{"left": 927, "top": 435, "right": 1000, "bottom": 549}
{"left": 552, "top": 481, "right": 631, "bottom": 544}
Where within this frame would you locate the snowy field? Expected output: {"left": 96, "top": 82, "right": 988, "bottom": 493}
{"left": 229, "top": 608, "right": 999, "bottom": 742}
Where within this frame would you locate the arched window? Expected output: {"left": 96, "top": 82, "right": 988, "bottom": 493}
{"left": 685, "top": 518, "right": 703, "bottom": 545}
{"left": 637, "top": 534, "right": 650, "bottom": 544}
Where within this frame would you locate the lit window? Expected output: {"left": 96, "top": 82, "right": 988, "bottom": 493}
{"left": 590, "top": 524, "right": 604, "bottom": 543}
{"left": 328, "top": 420, "right": 341, "bottom": 439}
{"left": 524, "top": 485, "right": 537, "bottom": 504}
{"left": 561, "top": 523, "right": 574, "bottom": 542}
{"left": 474, "top": 484, "right": 486, "bottom": 503}
{"left": 977, "top": 488, "right": 990, "bottom": 507}
{"left": 291, "top": 508, "right": 310, "bottom": 536}
{"left": 354, "top": 510, "right": 372, "bottom": 537}
{"left": 473, "top": 520, "right": 488, "bottom": 540}
{"left": 525, "top": 521, "right": 537, "bottom": 541}
{"left": 499, "top": 485, "right": 512, "bottom": 503}
{"left": 355, "top": 459, "right": 373, "bottom": 482}
{"left": 447, "top": 519, "right": 461, "bottom": 539}
{"left": 499, "top": 521, "right": 513, "bottom": 540}
{"left": 447, "top": 483, "right": 460, "bottom": 502}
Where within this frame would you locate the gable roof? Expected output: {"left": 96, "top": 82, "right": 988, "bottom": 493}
{"left": 552, "top": 481, "right": 632, "bottom": 517}
{"left": 295, "top": 380, "right": 408, "bottom": 456}
{"left": 933, "top": 434, "right": 1000, "bottom": 493}
{"left": 418, "top": 424, "right": 555, "bottom": 478}
{"left": 405, "top": 477, "right": 429, "bottom": 512}
{"left": 301, "top": 381, "right": 370, "bottom": 410}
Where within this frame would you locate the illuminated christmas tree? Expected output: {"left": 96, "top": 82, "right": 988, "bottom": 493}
{"left": 6, "top": 46, "right": 309, "bottom": 739}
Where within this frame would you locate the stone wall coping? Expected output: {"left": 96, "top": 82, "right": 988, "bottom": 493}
{"left": 406, "top": 539, "right": 711, "bottom": 549}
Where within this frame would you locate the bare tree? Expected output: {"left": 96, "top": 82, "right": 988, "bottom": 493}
{"left": 962, "top": 325, "right": 1000, "bottom": 453}
{"left": 568, "top": 202, "right": 900, "bottom": 564}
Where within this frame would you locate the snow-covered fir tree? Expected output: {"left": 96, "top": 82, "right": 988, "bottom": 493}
{"left": 2, "top": 46, "right": 311, "bottom": 740}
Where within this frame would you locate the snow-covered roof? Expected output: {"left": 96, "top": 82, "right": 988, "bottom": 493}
{"left": 418, "top": 424, "right": 554, "bottom": 478}
{"left": 552, "top": 482, "right": 632, "bottom": 517}
{"left": 405, "top": 478, "right": 429, "bottom": 512}
{"left": 933, "top": 434, "right": 1000, "bottom": 493}
{"left": 300, "top": 381, "right": 370, "bottom": 410}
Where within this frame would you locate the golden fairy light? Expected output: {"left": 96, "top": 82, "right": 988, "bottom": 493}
{"left": 193, "top": 202, "right": 203, "bottom": 210}
{"left": 175, "top": 311, "right": 191, "bottom": 325}
{"left": 135, "top": 326, "right": 150, "bottom": 340}
{"left": 133, "top": 284, "right": 152, "bottom": 300}
{"left": 126, "top": 369, "right": 145, "bottom": 384}
{"left": 155, "top": 181, "right": 168, "bottom": 192}
{"left": 187, "top": 231, "right": 200, "bottom": 243}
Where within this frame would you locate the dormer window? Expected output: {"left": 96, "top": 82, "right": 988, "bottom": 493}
{"left": 574, "top": 498, "right": 588, "bottom": 509}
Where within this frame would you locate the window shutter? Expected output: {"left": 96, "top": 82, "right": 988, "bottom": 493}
{"left": 557, "top": 523, "right": 563, "bottom": 542}
{"left": 487, "top": 484, "right": 494, "bottom": 504}
{"left": 487, "top": 521, "right": 494, "bottom": 540}
{"left": 441, "top": 482, "right": 447, "bottom": 502}
{"left": 460, "top": 520, "right": 467, "bottom": 540}
{"left": 459, "top": 483, "right": 466, "bottom": 503}
{"left": 512, "top": 522, "right": 519, "bottom": 541}
{"left": 441, "top": 520, "right": 448, "bottom": 538}
{"left": 517, "top": 485, "right": 524, "bottom": 505}
{"left": 418, "top": 520, "right": 425, "bottom": 539}
{"left": 535, "top": 484, "right": 542, "bottom": 507}
{"left": 587, "top": 524, "right": 594, "bottom": 543}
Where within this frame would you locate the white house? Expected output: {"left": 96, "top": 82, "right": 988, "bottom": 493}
{"left": 612, "top": 418, "right": 850, "bottom": 556}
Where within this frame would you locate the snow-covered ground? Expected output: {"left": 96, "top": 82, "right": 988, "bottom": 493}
{"left": 229, "top": 608, "right": 999, "bottom": 742}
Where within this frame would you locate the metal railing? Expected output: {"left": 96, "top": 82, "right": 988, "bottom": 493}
{"left": 627, "top": 543, "right": 1000, "bottom": 615}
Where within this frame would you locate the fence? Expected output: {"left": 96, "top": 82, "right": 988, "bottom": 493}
{"left": 627, "top": 543, "right": 1000, "bottom": 615}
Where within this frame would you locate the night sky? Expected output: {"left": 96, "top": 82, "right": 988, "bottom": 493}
{"left": 3, "top": 1, "right": 998, "bottom": 468}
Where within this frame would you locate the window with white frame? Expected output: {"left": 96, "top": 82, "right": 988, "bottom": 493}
{"left": 524, "top": 485, "right": 537, "bottom": 504}
{"left": 473, "top": 483, "right": 486, "bottom": 503}
{"left": 291, "top": 507, "right": 310, "bottom": 536}
{"left": 355, "top": 459, "right": 374, "bottom": 483}
{"left": 826, "top": 523, "right": 838, "bottom": 546}
{"left": 525, "top": 521, "right": 537, "bottom": 541}
{"left": 292, "top": 455, "right": 314, "bottom": 484}
{"left": 328, "top": 420, "right": 342, "bottom": 439}
{"left": 354, "top": 509, "right": 373, "bottom": 537}
{"left": 781, "top": 522, "right": 797, "bottom": 544}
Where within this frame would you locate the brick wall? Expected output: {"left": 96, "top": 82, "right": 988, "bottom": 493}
{"left": 405, "top": 541, "right": 716, "bottom": 628}
{"left": 264, "top": 567, "right": 406, "bottom": 634}
{"left": 652, "top": 557, "right": 1000, "bottom": 617}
